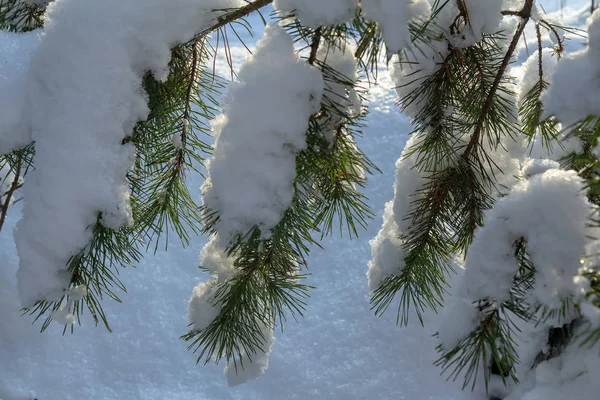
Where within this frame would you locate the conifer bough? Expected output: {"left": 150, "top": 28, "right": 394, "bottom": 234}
{"left": 1, "top": 0, "right": 600, "bottom": 397}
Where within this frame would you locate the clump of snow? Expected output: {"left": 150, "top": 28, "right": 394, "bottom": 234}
{"left": 368, "top": 135, "right": 424, "bottom": 291}
{"left": 201, "top": 23, "right": 323, "bottom": 246}
{"left": 390, "top": 40, "right": 450, "bottom": 118}
{"left": 461, "top": 0, "right": 504, "bottom": 42}
{"left": 318, "top": 42, "right": 361, "bottom": 116}
{"left": 188, "top": 278, "right": 222, "bottom": 333}
{"left": 473, "top": 168, "right": 589, "bottom": 307}
{"left": 316, "top": 41, "right": 361, "bottom": 145}
{"left": 68, "top": 284, "right": 87, "bottom": 301}
{"left": 225, "top": 322, "right": 274, "bottom": 387}
{"left": 360, "top": 0, "right": 430, "bottom": 53}
{"left": 439, "top": 168, "right": 592, "bottom": 349}
{"left": 521, "top": 158, "right": 560, "bottom": 178}
{"left": 367, "top": 202, "right": 405, "bottom": 291}
{"left": 274, "top": 0, "right": 358, "bottom": 28}
{"left": 506, "top": 321, "right": 600, "bottom": 400}
{"left": 0, "top": 30, "right": 41, "bottom": 155}
{"left": 518, "top": 48, "right": 559, "bottom": 102}
{"left": 190, "top": 236, "right": 276, "bottom": 386}
{"left": 543, "top": 9, "right": 600, "bottom": 126}
{"left": 14, "top": 0, "right": 242, "bottom": 307}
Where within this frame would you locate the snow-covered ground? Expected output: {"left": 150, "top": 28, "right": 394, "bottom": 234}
{"left": 0, "top": 1, "right": 592, "bottom": 399}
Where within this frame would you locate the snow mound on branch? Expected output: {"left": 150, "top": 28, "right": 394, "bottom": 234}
{"left": 201, "top": 23, "right": 323, "bottom": 246}
{"left": 274, "top": 0, "right": 358, "bottom": 28}
{"left": 518, "top": 48, "right": 559, "bottom": 102}
{"left": 543, "top": 9, "right": 600, "bottom": 126}
{"left": 0, "top": 30, "right": 40, "bottom": 155}
{"left": 461, "top": 0, "right": 504, "bottom": 41}
{"left": 438, "top": 167, "right": 592, "bottom": 350}
{"left": 316, "top": 41, "right": 361, "bottom": 146}
{"left": 360, "top": 0, "right": 430, "bottom": 53}
{"left": 14, "top": 0, "right": 242, "bottom": 306}
{"left": 225, "top": 322, "right": 274, "bottom": 387}
{"left": 368, "top": 135, "right": 424, "bottom": 291}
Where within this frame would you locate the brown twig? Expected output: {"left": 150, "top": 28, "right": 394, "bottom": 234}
{"left": 536, "top": 23, "right": 544, "bottom": 87}
{"left": 195, "top": 0, "right": 273, "bottom": 40}
{"left": 539, "top": 19, "right": 565, "bottom": 56}
{"left": 308, "top": 27, "right": 322, "bottom": 65}
{"left": 0, "top": 157, "right": 23, "bottom": 232}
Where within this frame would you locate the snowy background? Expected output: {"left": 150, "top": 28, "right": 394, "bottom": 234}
{"left": 0, "top": 1, "right": 591, "bottom": 399}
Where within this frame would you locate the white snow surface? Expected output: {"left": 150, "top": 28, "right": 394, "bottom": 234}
{"left": 14, "top": 0, "right": 242, "bottom": 307}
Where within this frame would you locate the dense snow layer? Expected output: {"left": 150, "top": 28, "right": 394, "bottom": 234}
{"left": 273, "top": 0, "right": 357, "bottom": 28}
{"left": 360, "top": 0, "right": 430, "bottom": 53}
{"left": 544, "top": 8, "right": 600, "bottom": 125}
{"left": 201, "top": 23, "right": 323, "bottom": 246}
{"left": 439, "top": 168, "right": 592, "bottom": 351}
{"left": 14, "top": 0, "right": 242, "bottom": 307}
{"left": 367, "top": 135, "right": 423, "bottom": 291}
{"left": 0, "top": 30, "right": 40, "bottom": 155}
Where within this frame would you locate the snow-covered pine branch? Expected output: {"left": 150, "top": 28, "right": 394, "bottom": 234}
{"left": 2, "top": 0, "right": 600, "bottom": 397}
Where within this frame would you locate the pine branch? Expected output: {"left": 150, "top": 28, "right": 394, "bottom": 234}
{"left": 435, "top": 238, "right": 540, "bottom": 392}
{"left": 308, "top": 27, "right": 322, "bottom": 65}
{"left": 435, "top": 306, "right": 519, "bottom": 392}
{"left": 0, "top": 0, "right": 44, "bottom": 31}
{"left": 23, "top": 215, "right": 142, "bottom": 332}
{"left": 463, "top": 0, "right": 534, "bottom": 160}
{"left": 372, "top": 30, "right": 514, "bottom": 325}
{"left": 133, "top": 39, "right": 220, "bottom": 250}
{"left": 193, "top": 0, "right": 273, "bottom": 41}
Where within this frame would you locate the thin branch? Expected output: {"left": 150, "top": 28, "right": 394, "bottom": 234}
{"left": 539, "top": 19, "right": 565, "bottom": 56}
{"left": 501, "top": 10, "right": 524, "bottom": 17}
{"left": 196, "top": 0, "right": 273, "bottom": 39}
{"left": 463, "top": 0, "right": 534, "bottom": 159}
{"left": 536, "top": 23, "right": 544, "bottom": 87}
{"left": 308, "top": 27, "right": 322, "bottom": 65}
{"left": 0, "top": 157, "right": 22, "bottom": 232}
